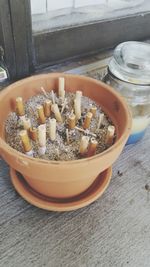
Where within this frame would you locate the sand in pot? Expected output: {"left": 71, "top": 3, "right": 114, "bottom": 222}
{"left": 5, "top": 88, "right": 116, "bottom": 161}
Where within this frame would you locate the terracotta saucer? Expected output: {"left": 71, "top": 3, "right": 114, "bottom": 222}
{"left": 10, "top": 167, "right": 112, "bottom": 212}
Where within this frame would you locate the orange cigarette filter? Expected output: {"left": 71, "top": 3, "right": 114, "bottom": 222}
{"left": 68, "top": 113, "right": 76, "bottom": 129}
{"left": 90, "top": 106, "right": 97, "bottom": 117}
{"left": 16, "top": 97, "right": 25, "bottom": 116}
{"left": 19, "top": 130, "right": 32, "bottom": 152}
{"left": 87, "top": 138, "right": 98, "bottom": 157}
{"left": 106, "top": 125, "right": 115, "bottom": 145}
{"left": 83, "top": 112, "right": 93, "bottom": 129}
{"left": 51, "top": 104, "right": 63, "bottom": 123}
{"left": 29, "top": 127, "right": 37, "bottom": 141}
{"left": 37, "top": 105, "right": 46, "bottom": 124}
{"left": 44, "top": 99, "right": 51, "bottom": 117}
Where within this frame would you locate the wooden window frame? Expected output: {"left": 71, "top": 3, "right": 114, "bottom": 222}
{"left": 0, "top": 0, "right": 150, "bottom": 80}
{"left": 0, "top": 0, "right": 33, "bottom": 80}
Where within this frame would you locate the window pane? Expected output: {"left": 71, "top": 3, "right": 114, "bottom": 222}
{"left": 30, "top": 0, "right": 150, "bottom": 67}
{"left": 47, "top": 0, "right": 73, "bottom": 11}
{"left": 31, "top": 0, "right": 149, "bottom": 33}
{"left": 31, "top": 0, "right": 47, "bottom": 15}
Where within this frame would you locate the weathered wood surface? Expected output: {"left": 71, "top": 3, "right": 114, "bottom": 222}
{"left": 0, "top": 126, "right": 150, "bottom": 267}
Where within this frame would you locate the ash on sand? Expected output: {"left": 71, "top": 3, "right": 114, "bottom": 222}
{"left": 5, "top": 92, "right": 115, "bottom": 161}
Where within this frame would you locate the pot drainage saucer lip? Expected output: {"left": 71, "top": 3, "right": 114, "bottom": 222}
{"left": 10, "top": 167, "right": 112, "bottom": 212}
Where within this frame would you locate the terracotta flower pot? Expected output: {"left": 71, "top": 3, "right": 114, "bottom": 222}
{"left": 0, "top": 73, "right": 132, "bottom": 199}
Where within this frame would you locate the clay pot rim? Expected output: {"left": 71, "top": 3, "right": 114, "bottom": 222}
{"left": 0, "top": 73, "right": 132, "bottom": 165}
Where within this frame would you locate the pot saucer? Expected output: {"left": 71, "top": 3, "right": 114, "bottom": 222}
{"left": 10, "top": 167, "right": 112, "bottom": 212}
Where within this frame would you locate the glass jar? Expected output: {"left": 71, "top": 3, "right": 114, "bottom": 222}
{"left": 104, "top": 41, "right": 150, "bottom": 144}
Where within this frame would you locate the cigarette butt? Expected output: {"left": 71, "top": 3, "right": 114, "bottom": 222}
{"left": 106, "top": 125, "right": 115, "bottom": 145}
{"left": 90, "top": 106, "right": 97, "bottom": 117}
{"left": 38, "top": 124, "right": 46, "bottom": 147}
{"left": 68, "top": 113, "right": 76, "bottom": 129}
{"left": 29, "top": 127, "right": 37, "bottom": 141}
{"left": 37, "top": 105, "right": 46, "bottom": 124}
{"left": 19, "top": 130, "right": 32, "bottom": 152}
{"left": 22, "top": 118, "right": 31, "bottom": 130}
{"left": 16, "top": 97, "right": 25, "bottom": 116}
{"left": 97, "top": 113, "right": 104, "bottom": 129}
{"left": 44, "top": 99, "right": 51, "bottom": 117}
{"left": 87, "top": 138, "right": 98, "bottom": 157}
{"left": 79, "top": 136, "right": 89, "bottom": 156}
{"left": 49, "top": 118, "right": 56, "bottom": 141}
{"left": 74, "top": 99, "right": 81, "bottom": 120}
{"left": 51, "top": 104, "right": 63, "bottom": 123}
{"left": 61, "top": 90, "right": 65, "bottom": 101}
{"left": 76, "top": 91, "right": 82, "bottom": 100}
{"left": 58, "top": 77, "right": 65, "bottom": 99}
{"left": 83, "top": 112, "right": 93, "bottom": 129}
{"left": 51, "top": 90, "right": 55, "bottom": 104}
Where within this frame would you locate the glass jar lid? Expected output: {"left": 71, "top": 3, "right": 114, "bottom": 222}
{"left": 108, "top": 41, "right": 150, "bottom": 85}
